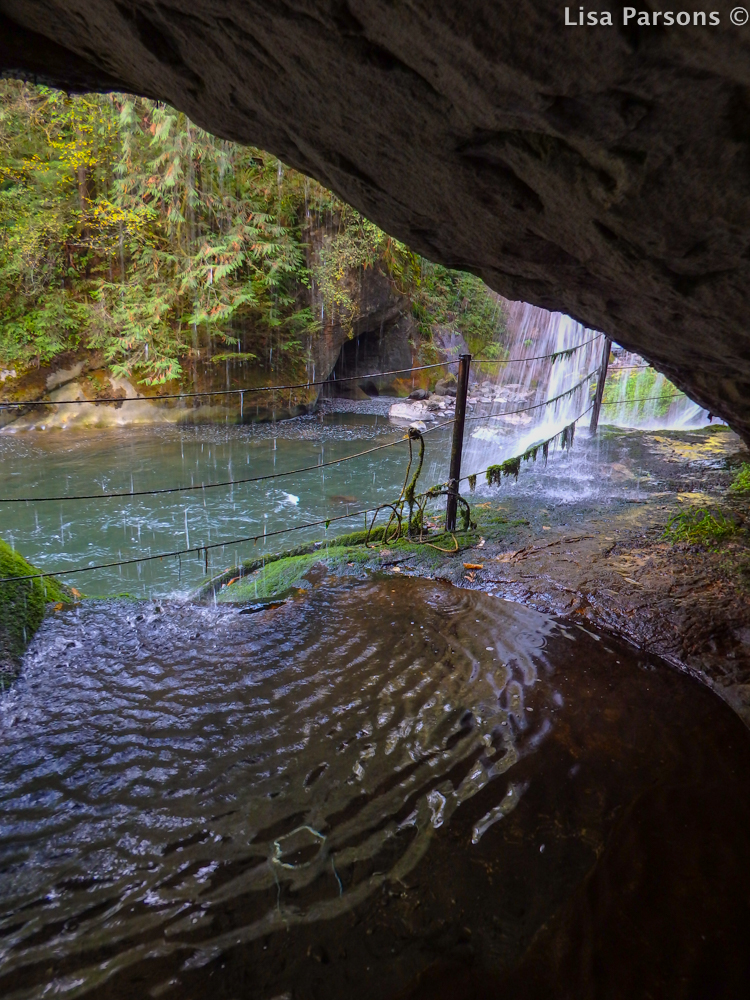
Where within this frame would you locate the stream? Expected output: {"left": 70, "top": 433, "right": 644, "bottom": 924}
{"left": 0, "top": 409, "right": 715, "bottom": 599}
{"left": 0, "top": 410, "right": 437, "bottom": 597}
{"left": 2, "top": 574, "right": 750, "bottom": 999}
{"left": 2, "top": 403, "right": 747, "bottom": 998}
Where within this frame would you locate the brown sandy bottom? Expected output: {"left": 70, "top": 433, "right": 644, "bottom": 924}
{"left": 1, "top": 575, "right": 749, "bottom": 1000}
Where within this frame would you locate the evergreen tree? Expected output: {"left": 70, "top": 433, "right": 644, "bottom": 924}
{"left": 0, "top": 81, "right": 508, "bottom": 386}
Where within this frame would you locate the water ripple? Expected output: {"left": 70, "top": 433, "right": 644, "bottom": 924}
{"left": 0, "top": 577, "right": 557, "bottom": 998}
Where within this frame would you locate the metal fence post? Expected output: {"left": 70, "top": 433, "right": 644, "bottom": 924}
{"left": 445, "top": 353, "right": 471, "bottom": 532}
{"left": 589, "top": 337, "right": 612, "bottom": 434}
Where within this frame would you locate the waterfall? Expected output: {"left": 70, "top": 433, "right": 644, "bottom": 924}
{"left": 463, "top": 301, "right": 603, "bottom": 478}
{"left": 462, "top": 301, "right": 715, "bottom": 482}
{"left": 600, "top": 348, "right": 714, "bottom": 430}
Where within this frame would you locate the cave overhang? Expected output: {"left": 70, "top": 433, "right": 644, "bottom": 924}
{"left": 2, "top": 2, "right": 750, "bottom": 442}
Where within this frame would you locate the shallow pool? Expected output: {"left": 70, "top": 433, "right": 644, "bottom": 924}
{"left": 1, "top": 575, "right": 749, "bottom": 999}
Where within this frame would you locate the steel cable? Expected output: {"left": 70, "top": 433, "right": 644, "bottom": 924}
{"left": 0, "top": 388, "right": 690, "bottom": 584}
{"left": 0, "top": 335, "right": 604, "bottom": 410}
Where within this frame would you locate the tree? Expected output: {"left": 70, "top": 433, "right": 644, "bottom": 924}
{"left": 0, "top": 81, "right": 509, "bottom": 386}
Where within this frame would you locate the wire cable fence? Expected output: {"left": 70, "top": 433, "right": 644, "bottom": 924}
{"left": 0, "top": 420, "right": 452, "bottom": 504}
{"left": 0, "top": 335, "right": 605, "bottom": 410}
{"left": 0, "top": 361, "right": 456, "bottom": 410}
{"left": 470, "top": 332, "right": 603, "bottom": 365}
{"left": 601, "top": 392, "right": 684, "bottom": 406}
{"left": 463, "top": 368, "right": 600, "bottom": 425}
{"left": 0, "top": 373, "right": 602, "bottom": 504}
{"left": 0, "top": 338, "right": 696, "bottom": 589}
{"left": 0, "top": 404, "right": 598, "bottom": 586}
{"left": 0, "top": 506, "right": 385, "bottom": 584}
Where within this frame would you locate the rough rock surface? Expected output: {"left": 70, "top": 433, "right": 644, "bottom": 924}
{"left": 3, "top": 3, "right": 750, "bottom": 439}
{"left": 322, "top": 265, "right": 416, "bottom": 397}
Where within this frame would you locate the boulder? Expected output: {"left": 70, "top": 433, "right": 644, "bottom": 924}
{"left": 388, "top": 400, "right": 436, "bottom": 423}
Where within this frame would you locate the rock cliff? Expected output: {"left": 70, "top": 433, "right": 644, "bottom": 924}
{"left": 0, "top": 256, "right": 417, "bottom": 429}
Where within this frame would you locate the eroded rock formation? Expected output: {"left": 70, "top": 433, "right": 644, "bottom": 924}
{"left": 3, "top": 2, "right": 750, "bottom": 439}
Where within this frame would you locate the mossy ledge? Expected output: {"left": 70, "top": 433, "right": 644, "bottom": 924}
{"left": 0, "top": 538, "right": 74, "bottom": 682}
{"left": 196, "top": 525, "right": 481, "bottom": 604}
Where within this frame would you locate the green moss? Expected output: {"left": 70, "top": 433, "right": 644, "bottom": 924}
{"left": 219, "top": 552, "right": 323, "bottom": 602}
{"left": 730, "top": 463, "right": 750, "bottom": 497}
{"left": 325, "top": 527, "right": 387, "bottom": 548}
{"left": 198, "top": 528, "right": 390, "bottom": 599}
{"left": 388, "top": 531, "right": 481, "bottom": 563}
{"left": 218, "top": 544, "right": 380, "bottom": 602}
{"left": 215, "top": 524, "right": 479, "bottom": 602}
{"left": 663, "top": 508, "right": 737, "bottom": 548}
{"left": 486, "top": 458, "right": 522, "bottom": 486}
{"left": 0, "top": 537, "right": 73, "bottom": 678}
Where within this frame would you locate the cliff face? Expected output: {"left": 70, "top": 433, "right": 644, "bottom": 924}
{"left": 0, "top": 257, "right": 417, "bottom": 429}
{"left": 3, "top": 3, "right": 750, "bottom": 440}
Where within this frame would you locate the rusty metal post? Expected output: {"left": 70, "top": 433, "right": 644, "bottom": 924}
{"left": 445, "top": 354, "right": 471, "bottom": 532}
{"left": 589, "top": 337, "right": 612, "bottom": 434}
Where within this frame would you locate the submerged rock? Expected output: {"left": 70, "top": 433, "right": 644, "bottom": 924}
{"left": 389, "top": 400, "right": 438, "bottom": 423}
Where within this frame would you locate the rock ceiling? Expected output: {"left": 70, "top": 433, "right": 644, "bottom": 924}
{"left": 2, "top": 2, "right": 750, "bottom": 440}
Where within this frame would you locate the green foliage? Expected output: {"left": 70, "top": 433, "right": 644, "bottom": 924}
{"left": 411, "top": 261, "right": 509, "bottom": 362}
{"left": 0, "top": 536, "right": 73, "bottom": 671}
{"left": 729, "top": 463, "right": 750, "bottom": 497}
{"left": 313, "top": 207, "right": 419, "bottom": 334}
{"left": 663, "top": 508, "right": 737, "bottom": 547}
{"left": 1, "top": 81, "right": 511, "bottom": 385}
{"left": 0, "top": 83, "right": 320, "bottom": 382}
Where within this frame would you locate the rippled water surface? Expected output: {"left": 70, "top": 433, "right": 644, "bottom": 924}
{"left": 2, "top": 575, "right": 750, "bottom": 1000}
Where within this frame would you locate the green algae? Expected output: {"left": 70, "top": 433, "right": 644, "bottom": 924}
{"left": 0, "top": 537, "right": 73, "bottom": 680}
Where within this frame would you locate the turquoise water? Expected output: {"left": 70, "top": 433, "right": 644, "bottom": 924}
{"left": 0, "top": 415, "right": 453, "bottom": 597}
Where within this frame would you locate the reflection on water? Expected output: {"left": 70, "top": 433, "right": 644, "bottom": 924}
{"left": 0, "top": 577, "right": 542, "bottom": 998}
{"left": 1, "top": 575, "right": 749, "bottom": 1000}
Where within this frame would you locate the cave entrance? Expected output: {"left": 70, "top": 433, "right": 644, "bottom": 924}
{"left": 323, "top": 312, "right": 414, "bottom": 399}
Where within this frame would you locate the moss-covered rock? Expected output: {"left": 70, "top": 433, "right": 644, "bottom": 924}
{"left": 0, "top": 538, "right": 74, "bottom": 680}
{"left": 213, "top": 526, "right": 482, "bottom": 603}
{"left": 216, "top": 544, "right": 377, "bottom": 602}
